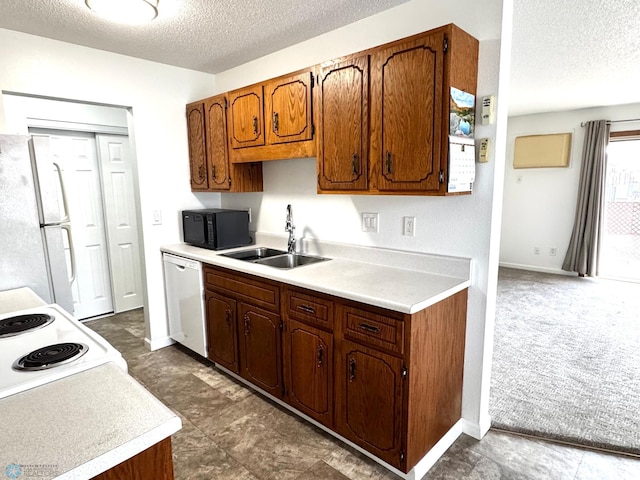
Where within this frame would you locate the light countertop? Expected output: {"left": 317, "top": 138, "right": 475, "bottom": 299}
{"left": 0, "top": 288, "right": 181, "bottom": 479}
{"left": 0, "top": 286, "right": 47, "bottom": 314}
{"left": 162, "top": 234, "right": 471, "bottom": 314}
{"left": 0, "top": 362, "right": 181, "bottom": 480}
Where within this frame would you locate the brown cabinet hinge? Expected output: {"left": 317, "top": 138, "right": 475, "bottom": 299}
{"left": 401, "top": 366, "right": 408, "bottom": 380}
{"left": 400, "top": 450, "right": 405, "bottom": 461}
{"left": 310, "top": 72, "right": 315, "bottom": 88}
{"left": 439, "top": 171, "right": 444, "bottom": 183}
{"left": 311, "top": 124, "right": 315, "bottom": 136}
{"left": 443, "top": 35, "right": 449, "bottom": 53}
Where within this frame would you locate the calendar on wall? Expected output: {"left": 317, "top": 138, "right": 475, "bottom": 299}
{"left": 448, "top": 136, "right": 475, "bottom": 193}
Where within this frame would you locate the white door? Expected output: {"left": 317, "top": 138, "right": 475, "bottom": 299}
{"left": 33, "top": 129, "right": 114, "bottom": 319}
{"left": 96, "top": 134, "right": 144, "bottom": 312}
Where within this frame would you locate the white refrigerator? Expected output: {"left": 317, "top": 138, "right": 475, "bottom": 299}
{"left": 0, "top": 134, "right": 74, "bottom": 313}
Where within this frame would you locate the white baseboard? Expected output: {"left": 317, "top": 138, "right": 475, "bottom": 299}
{"left": 214, "top": 363, "right": 462, "bottom": 480}
{"left": 462, "top": 415, "right": 491, "bottom": 440}
{"left": 144, "top": 336, "right": 175, "bottom": 351}
{"left": 499, "top": 262, "right": 576, "bottom": 276}
{"left": 409, "top": 419, "right": 464, "bottom": 480}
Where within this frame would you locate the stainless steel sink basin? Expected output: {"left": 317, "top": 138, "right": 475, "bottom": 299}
{"left": 221, "top": 247, "right": 287, "bottom": 261}
{"left": 221, "top": 248, "right": 330, "bottom": 269}
{"left": 255, "top": 253, "right": 330, "bottom": 269}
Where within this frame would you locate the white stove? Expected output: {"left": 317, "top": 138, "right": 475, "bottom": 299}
{"left": 0, "top": 304, "right": 126, "bottom": 400}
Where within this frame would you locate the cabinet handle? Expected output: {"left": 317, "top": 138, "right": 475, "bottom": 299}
{"left": 352, "top": 154, "right": 359, "bottom": 175}
{"left": 243, "top": 314, "right": 250, "bottom": 335}
{"left": 225, "top": 309, "right": 232, "bottom": 327}
{"left": 358, "top": 323, "right": 380, "bottom": 334}
{"left": 385, "top": 151, "right": 392, "bottom": 175}
{"left": 317, "top": 344, "right": 324, "bottom": 367}
{"left": 349, "top": 358, "right": 356, "bottom": 381}
{"left": 273, "top": 112, "right": 279, "bottom": 133}
{"left": 252, "top": 116, "right": 258, "bottom": 135}
{"left": 212, "top": 165, "right": 217, "bottom": 179}
{"left": 296, "top": 304, "right": 316, "bottom": 315}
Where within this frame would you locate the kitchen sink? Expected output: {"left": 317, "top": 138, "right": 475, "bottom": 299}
{"left": 221, "top": 248, "right": 329, "bottom": 269}
{"left": 221, "top": 247, "right": 287, "bottom": 262}
{"left": 255, "top": 253, "right": 330, "bottom": 269}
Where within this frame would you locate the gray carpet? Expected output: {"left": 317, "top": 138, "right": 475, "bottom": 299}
{"left": 490, "top": 267, "right": 640, "bottom": 455}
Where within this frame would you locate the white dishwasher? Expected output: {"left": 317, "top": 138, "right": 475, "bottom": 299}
{"left": 162, "top": 253, "right": 207, "bottom": 358}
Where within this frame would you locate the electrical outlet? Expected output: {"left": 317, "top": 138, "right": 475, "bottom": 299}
{"left": 534, "top": 246, "right": 541, "bottom": 255}
{"left": 549, "top": 247, "right": 557, "bottom": 256}
{"left": 362, "top": 213, "right": 379, "bottom": 233}
{"left": 403, "top": 216, "right": 416, "bottom": 236}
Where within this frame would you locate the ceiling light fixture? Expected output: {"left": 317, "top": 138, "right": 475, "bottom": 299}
{"left": 85, "top": 0, "right": 159, "bottom": 24}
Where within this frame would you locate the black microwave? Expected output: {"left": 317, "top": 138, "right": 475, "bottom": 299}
{"left": 182, "top": 209, "right": 251, "bottom": 250}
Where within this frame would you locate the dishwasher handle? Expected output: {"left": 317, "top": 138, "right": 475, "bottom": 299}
{"left": 163, "top": 253, "right": 200, "bottom": 271}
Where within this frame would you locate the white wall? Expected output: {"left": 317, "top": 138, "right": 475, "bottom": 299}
{"left": 217, "top": 0, "right": 511, "bottom": 437}
{"left": 500, "top": 103, "right": 640, "bottom": 274}
{"left": 0, "top": 28, "right": 218, "bottom": 346}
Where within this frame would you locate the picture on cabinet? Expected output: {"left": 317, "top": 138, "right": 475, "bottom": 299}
{"left": 449, "top": 87, "right": 475, "bottom": 138}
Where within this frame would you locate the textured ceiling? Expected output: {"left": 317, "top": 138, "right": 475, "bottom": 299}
{"left": 0, "top": 0, "right": 410, "bottom": 74}
{"left": 510, "top": 0, "right": 640, "bottom": 116}
{"left": 1, "top": 1, "right": 638, "bottom": 115}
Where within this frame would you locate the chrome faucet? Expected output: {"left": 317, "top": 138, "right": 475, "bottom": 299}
{"left": 285, "top": 204, "right": 296, "bottom": 254}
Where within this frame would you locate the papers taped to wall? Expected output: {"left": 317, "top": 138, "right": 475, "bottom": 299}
{"left": 448, "top": 136, "right": 475, "bottom": 193}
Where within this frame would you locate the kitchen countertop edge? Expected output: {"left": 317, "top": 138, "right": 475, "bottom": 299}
{"left": 161, "top": 240, "right": 471, "bottom": 313}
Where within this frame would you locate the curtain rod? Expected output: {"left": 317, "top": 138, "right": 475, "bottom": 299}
{"left": 580, "top": 118, "right": 640, "bottom": 127}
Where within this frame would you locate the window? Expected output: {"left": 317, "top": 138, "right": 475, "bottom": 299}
{"left": 600, "top": 130, "right": 640, "bottom": 280}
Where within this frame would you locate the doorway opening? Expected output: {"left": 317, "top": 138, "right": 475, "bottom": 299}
{"left": 600, "top": 130, "right": 640, "bottom": 282}
{"left": 29, "top": 128, "right": 144, "bottom": 320}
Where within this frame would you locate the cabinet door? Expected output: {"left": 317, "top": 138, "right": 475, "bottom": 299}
{"left": 186, "top": 102, "right": 208, "bottom": 191}
{"left": 238, "top": 303, "right": 283, "bottom": 398}
{"left": 203, "top": 95, "right": 231, "bottom": 191}
{"left": 283, "top": 319, "right": 333, "bottom": 426}
{"left": 205, "top": 291, "right": 239, "bottom": 373}
{"left": 371, "top": 31, "right": 445, "bottom": 192}
{"left": 264, "top": 71, "right": 313, "bottom": 145}
{"left": 335, "top": 340, "right": 404, "bottom": 468}
{"left": 317, "top": 56, "right": 369, "bottom": 191}
{"left": 229, "top": 85, "right": 265, "bottom": 149}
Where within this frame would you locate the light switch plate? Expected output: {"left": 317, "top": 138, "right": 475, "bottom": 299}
{"left": 362, "top": 213, "right": 379, "bottom": 233}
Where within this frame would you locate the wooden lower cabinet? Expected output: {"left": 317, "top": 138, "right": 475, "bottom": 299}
{"left": 205, "top": 291, "right": 239, "bottom": 373}
{"left": 91, "top": 437, "right": 174, "bottom": 480}
{"left": 203, "top": 265, "right": 467, "bottom": 474}
{"left": 237, "top": 303, "right": 283, "bottom": 398}
{"left": 335, "top": 340, "right": 404, "bottom": 467}
{"left": 283, "top": 319, "right": 333, "bottom": 426}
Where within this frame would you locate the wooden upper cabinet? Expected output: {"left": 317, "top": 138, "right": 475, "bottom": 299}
{"left": 371, "top": 31, "right": 445, "bottom": 193}
{"left": 317, "top": 55, "right": 369, "bottom": 192}
{"left": 186, "top": 95, "right": 263, "bottom": 193}
{"left": 228, "top": 85, "right": 265, "bottom": 149}
{"left": 204, "top": 95, "right": 230, "bottom": 190}
{"left": 186, "top": 102, "right": 208, "bottom": 191}
{"left": 264, "top": 71, "right": 314, "bottom": 145}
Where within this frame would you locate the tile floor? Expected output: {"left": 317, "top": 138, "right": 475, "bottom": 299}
{"left": 86, "top": 310, "right": 640, "bottom": 480}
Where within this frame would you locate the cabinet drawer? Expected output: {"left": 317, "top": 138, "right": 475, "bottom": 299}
{"left": 284, "top": 287, "right": 334, "bottom": 331}
{"left": 340, "top": 305, "right": 404, "bottom": 355}
{"left": 204, "top": 266, "right": 280, "bottom": 312}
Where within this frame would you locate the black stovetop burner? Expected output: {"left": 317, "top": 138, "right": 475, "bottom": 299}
{"left": 0, "top": 313, "right": 55, "bottom": 338}
{"left": 12, "top": 343, "right": 89, "bottom": 371}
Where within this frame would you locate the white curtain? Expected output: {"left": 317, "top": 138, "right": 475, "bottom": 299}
{"left": 562, "top": 120, "right": 610, "bottom": 276}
